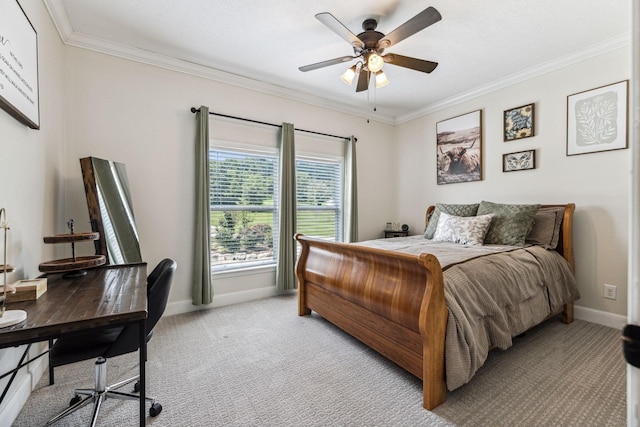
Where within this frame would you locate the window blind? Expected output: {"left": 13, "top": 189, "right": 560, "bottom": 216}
{"left": 209, "top": 149, "right": 279, "bottom": 269}
{"left": 296, "top": 157, "right": 343, "bottom": 242}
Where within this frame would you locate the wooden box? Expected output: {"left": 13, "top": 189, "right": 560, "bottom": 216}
{"left": 5, "top": 278, "right": 47, "bottom": 302}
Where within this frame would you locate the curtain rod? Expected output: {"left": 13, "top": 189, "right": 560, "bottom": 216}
{"left": 190, "top": 107, "right": 355, "bottom": 142}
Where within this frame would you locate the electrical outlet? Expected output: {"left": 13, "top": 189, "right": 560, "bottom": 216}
{"left": 604, "top": 284, "right": 617, "bottom": 300}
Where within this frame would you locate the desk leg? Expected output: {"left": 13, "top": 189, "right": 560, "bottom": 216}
{"left": 139, "top": 319, "right": 146, "bottom": 426}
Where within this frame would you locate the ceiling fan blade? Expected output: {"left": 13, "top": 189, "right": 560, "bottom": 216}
{"left": 298, "top": 56, "right": 356, "bottom": 72}
{"left": 355, "top": 70, "right": 370, "bottom": 92}
{"left": 315, "top": 12, "right": 364, "bottom": 50}
{"left": 378, "top": 6, "right": 442, "bottom": 49}
{"left": 383, "top": 54, "right": 438, "bottom": 73}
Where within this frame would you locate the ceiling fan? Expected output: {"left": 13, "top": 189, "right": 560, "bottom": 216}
{"left": 299, "top": 6, "right": 442, "bottom": 93}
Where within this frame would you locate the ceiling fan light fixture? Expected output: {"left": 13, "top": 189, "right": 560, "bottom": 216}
{"left": 340, "top": 65, "right": 357, "bottom": 86}
{"left": 375, "top": 71, "right": 390, "bottom": 88}
{"left": 367, "top": 53, "right": 384, "bottom": 73}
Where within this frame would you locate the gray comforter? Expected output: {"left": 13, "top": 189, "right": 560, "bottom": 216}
{"left": 357, "top": 236, "right": 580, "bottom": 390}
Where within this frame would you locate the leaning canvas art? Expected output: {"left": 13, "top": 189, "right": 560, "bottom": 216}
{"left": 436, "top": 110, "right": 482, "bottom": 184}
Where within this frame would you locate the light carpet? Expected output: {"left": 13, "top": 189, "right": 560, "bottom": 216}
{"left": 13, "top": 294, "right": 625, "bottom": 426}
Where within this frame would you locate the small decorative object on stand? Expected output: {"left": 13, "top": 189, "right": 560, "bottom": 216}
{"left": 39, "top": 219, "right": 106, "bottom": 278}
{"left": 0, "top": 208, "right": 27, "bottom": 328}
{"left": 384, "top": 223, "right": 409, "bottom": 238}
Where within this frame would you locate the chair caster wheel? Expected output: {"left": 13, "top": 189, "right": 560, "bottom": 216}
{"left": 69, "top": 395, "right": 81, "bottom": 406}
{"left": 133, "top": 381, "right": 140, "bottom": 393}
{"left": 149, "top": 402, "right": 162, "bottom": 417}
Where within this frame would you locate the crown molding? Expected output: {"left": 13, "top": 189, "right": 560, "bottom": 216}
{"left": 44, "top": 0, "right": 629, "bottom": 126}
{"left": 43, "top": 0, "right": 395, "bottom": 125}
{"left": 395, "top": 34, "right": 631, "bottom": 124}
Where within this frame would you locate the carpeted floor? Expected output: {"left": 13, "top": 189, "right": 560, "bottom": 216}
{"left": 13, "top": 294, "right": 625, "bottom": 426}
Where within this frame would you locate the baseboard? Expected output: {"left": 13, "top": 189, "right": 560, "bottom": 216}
{"left": 165, "top": 293, "right": 627, "bottom": 331}
{"left": 0, "top": 345, "right": 49, "bottom": 426}
{"left": 574, "top": 304, "right": 626, "bottom": 330}
{"left": 164, "top": 286, "right": 285, "bottom": 316}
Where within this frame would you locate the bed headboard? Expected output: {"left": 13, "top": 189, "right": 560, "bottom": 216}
{"left": 425, "top": 203, "right": 575, "bottom": 272}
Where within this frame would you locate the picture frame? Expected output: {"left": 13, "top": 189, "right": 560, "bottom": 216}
{"left": 436, "top": 110, "right": 482, "bottom": 185}
{"left": 0, "top": 0, "right": 39, "bottom": 129}
{"left": 566, "top": 80, "right": 628, "bottom": 156}
{"left": 503, "top": 149, "right": 535, "bottom": 172}
{"left": 504, "top": 103, "right": 534, "bottom": 141}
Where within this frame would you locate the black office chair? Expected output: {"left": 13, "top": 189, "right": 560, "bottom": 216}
{"left": 45, "top": 258, "right": 176, "bottom": 426}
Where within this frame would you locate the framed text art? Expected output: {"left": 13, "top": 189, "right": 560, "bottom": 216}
{"left": 504, "top": 103, "right": 534, "bottom": 141}
{"left": 566, "top": 80, "right": 628, "bottom": 156}
{"left": 503, "top": 149, "right": 535, "bottom": 172}
{"left": 0, "top": 0, "right": 39, "bottom": 129}
{"left": 436, "top": 110, "right": 482, "bottom": 185}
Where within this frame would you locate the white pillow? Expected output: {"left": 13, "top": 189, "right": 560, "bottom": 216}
{"left": 432, "top": 212, "right": 494, "bottom": 246}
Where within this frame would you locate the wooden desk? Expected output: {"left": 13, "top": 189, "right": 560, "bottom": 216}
{"left": 0, "top": 263, "right": 148, "bottom": 425}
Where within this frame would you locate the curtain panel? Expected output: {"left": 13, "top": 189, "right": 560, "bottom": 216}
{"left": 193, "top": 105, "right": 213, "bottom": 305}
{"left": 344, "top": 136, "right": 359, "bottom": 243}
{"left": 276, "top": 122, "right": 297, "bottom": 291}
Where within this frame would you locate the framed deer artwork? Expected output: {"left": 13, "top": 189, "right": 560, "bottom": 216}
{"left": 436, "top": 110, "right": 482, "bottom": 185}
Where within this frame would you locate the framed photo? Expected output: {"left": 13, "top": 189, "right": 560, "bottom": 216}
{"left": 436, "top": 110, "right": 482, "bottom": 185}
{"left": 503, "top": 149, "right": 535, "bottom": 172}
{"left": 566, "top": 80, "right": 628, "bottom": 156}
{"left": 0, "top": 0, "right": 39, "bottom": 129}
{"left": 504, "top": 103, "right": 534, "bottom": 141}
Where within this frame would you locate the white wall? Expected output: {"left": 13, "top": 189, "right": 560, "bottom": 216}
{"left": 60, "top": 46, "right": 397, "bottom": 311}
{"left": 0, "top": 1, "right": 65, "bottom": 424}
{"left": 394, "top": 46, "right": 630, "bottom": 322}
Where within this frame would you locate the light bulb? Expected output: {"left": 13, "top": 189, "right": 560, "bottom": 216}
{"left": 375, "top": 71, "right": 390, "bottom": 88}
{"left": 340, "top": 65, "right": 357, "bottom": 86}
{"left": 367, "top": 53, "right": 384, "bottom": 73}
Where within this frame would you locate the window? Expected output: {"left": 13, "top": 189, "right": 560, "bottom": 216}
{"left": 210, "top": 149, "right": 279, "bottom": 271}
{"left": 209, "top": 140, "right": 344, "bottom": 272}
{"left": 296, "top": 157, "right": 343, "bottom": 242}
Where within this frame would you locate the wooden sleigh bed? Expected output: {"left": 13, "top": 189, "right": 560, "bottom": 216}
{"left": 294, "top": 203, "right": 577, "bottom": 410}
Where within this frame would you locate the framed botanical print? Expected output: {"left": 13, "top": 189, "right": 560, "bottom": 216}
{"left": 436, "top": 110, "right": 482, "bottom": 185}
{"left": 504, "top": 103, "right": 534, "bottom": 141}
{"left": 566, "top": 80, "right": 628, "bottom": 156}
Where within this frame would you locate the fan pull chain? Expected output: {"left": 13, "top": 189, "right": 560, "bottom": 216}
{"left": 366, "top": 75, "right": 377, "bottom": 124}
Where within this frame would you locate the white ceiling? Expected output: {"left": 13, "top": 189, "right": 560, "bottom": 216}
{"left": 44, "top": 0, "right": 630, "bottom": 123}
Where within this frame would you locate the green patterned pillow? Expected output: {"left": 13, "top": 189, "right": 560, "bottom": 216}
{"left": 424, "top": 203, "right": 479, "bottom": 239}
{"left": 476, "top": 201, "right": 540, "bottom": 246}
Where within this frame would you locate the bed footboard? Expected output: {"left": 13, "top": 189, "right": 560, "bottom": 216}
{"left": 294, "top": 234, "right": 448, "bottom": 409}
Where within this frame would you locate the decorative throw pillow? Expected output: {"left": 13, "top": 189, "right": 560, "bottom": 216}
{"left": 476, "top": 201, "right": 540, "bottom": 246}
{"left": 432, "top": 212, "right": 494, "bottom": 246}
{"left": 526, "top": 207, "right": 565, "bottom": 249}
{"left": 424, "top": 203, "right": 480, "bottom": 239}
